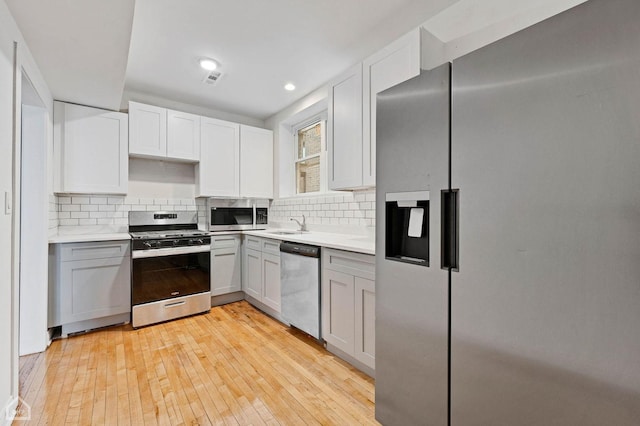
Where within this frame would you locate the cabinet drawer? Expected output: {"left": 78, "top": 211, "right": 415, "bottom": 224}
{"left": 322, "top": 248, "right": 375, "bottom": 280}
{"left": 262, "top": 238, "right": 281, "bottom": 255}
{"left": 58, "top": 240, "right": 130, "bottom": 262}
{"left": 212, "top": 235, "right": 240, "bottom": 248}
{"left": 245, "top": 236, "right": 262, "bottom": 251}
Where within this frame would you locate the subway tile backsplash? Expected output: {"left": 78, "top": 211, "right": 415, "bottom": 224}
{"left": 54, "top": 195, "right": 197, "bottom": 230}
{"left": 269, "top": 189, "right": 376, "bottom": 228}
{"left": 52, "top": 189, "right": 376, "bottom": 234}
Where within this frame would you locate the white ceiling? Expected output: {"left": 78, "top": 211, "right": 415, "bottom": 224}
{"left": 5, "top": 0, "right": 589, "bottom": 120}
{"left": 124, "top": 0, "right": 458, "bottom": 120}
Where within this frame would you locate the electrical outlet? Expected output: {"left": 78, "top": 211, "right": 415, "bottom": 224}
{"left": 4, "top": 191, "right": 11, "bottom": 215}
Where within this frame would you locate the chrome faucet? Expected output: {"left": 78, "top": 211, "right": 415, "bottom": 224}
{"left": 290, "top": 214, "right": 307, "bottom": 232}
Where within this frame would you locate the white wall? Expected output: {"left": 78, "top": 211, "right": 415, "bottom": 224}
{"left": 0, "top": 0, "right": 52, "bottom": 422}
{"left": 19, "top": 103, "right": 48, "bottom": 356}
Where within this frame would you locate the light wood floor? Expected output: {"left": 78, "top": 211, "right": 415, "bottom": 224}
{"left": 16, "top": 301, "right": 378, "bottom": 425}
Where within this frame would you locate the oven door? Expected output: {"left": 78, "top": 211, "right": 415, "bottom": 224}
{"left": 132, "top": 248, "right": 211, "bottom": 306}
{"left": 210, "top": 207, "right": 254, "bottom": 231}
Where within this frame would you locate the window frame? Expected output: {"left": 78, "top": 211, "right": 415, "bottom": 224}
{"left": 292, "top": 116, "right": 327, "bottom": 195}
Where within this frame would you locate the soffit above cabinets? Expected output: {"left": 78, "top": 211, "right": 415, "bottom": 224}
{"left": 5, "top": 0, "right": 135, "bottom": 111}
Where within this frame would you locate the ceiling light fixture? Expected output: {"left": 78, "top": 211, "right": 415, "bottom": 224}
{"left": 199, "top": 58, "right": 218, "bottom": 71}
{"left": 284, "top": 83, "right": 296, "bottom": 91}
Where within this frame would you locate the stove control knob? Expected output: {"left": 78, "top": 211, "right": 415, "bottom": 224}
{"left": 143, "top": 242, "right": 152, "bottom": 248}
{"left": 195, "top": 239, "right": 204, "bottom": 245}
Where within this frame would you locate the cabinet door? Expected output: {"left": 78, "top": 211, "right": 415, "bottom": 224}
{"left": 197, "top": 118, "right": 240, "bottom": 197}
{"left": 328, "top": 63, "right": 363, "bottom": 190}
{"left": 321, "top": 269, "right": 355, "bottom": 354}
{"left": 59, "top": 256, "right": 131, "bottom": 324}
{"left": 243, "top": 247, "right": 262, "bottom": 300}
{"left": 167, "top": 109, "right": 201, "bottom": 161}
{"left": 211, "top": 236, "right": 241, "bottom": 296}
{"left": 56, "top": 102, "right": 128, "bottom": 194}
{"left": 128, "top": 101, "right": 167, "bottom": 158}
{"left": 362, "top": 30, "right": 421, "bottom": 187}
{"left": 261, "top": 252, "right": 281, "bottom": 313}
{"left": 240, "top": 125, "right": 273, "bottom": 198}
{"left": 354, "top": 276, "right": 376, "bottom": 369}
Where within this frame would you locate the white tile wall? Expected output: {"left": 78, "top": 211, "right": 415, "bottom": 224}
{"left": 269, "top": 189, "right": 376, "bottom": 228}
{"left": 53, "top": 190, "right": 376, "bottom": 233}
{"left": 54, "top": 195, "right": 197, "bottom": 229}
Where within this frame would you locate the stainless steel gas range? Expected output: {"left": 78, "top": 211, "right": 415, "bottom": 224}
{"left": 129, "top": 211, "right": 211, "bottom": 328}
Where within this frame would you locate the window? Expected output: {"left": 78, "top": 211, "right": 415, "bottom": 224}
{"left": 295, "top": 120, "right": 325, "bottom": 194}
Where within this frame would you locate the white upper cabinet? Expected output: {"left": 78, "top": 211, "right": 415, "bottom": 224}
{"left": 128, "top": 101, "right": 167, "bottom": 158}
{"left": 167, "top": 110, "right": 201, "bottom": 161}
{"left": 328, "top": 28, "right": 421, "bottom": 190}
{"left": 196, "top": 118, "right": 240, "bottom": 197}
{"left": 240, "top": 125, "right": 273, "bottom": 198}
{"left": 328, "top": 63, "right": 363, "bottom": 190}
{"left": 129, "top": 102, "right": 200, "bottom": 162}
{"left": 54, "top": 101, "right": 128, "bottom": 194}
{"left": 362, "top": 30, "right": 421, "bottom": 187}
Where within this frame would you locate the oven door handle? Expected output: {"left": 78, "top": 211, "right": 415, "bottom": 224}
{"left": 132, "top": 245, "right": 211, "bottom": 259}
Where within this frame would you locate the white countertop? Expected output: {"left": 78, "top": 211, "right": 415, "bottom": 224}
{"left": 243, "top": 229, "right": 375, "bottom": 255}
{"left": 49, "top": 227, "right": 375, "bottom": 255}
{"left": 49, "top": 232, "right": 131, "bottom": 244}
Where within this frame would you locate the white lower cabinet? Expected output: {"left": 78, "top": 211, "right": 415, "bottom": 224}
{"left": 210, "top": 235, "right": 242, "bottom": 296}
{"left": 242, "top": 236, "right": 281, "bottom": 314}
{"left": 322, "top": 248, "right": 376, "bottom": 372}
{"left": 49, "top": 240, "right": 131, "bottom": 335}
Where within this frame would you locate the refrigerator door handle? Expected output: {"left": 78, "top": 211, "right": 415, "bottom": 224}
{"left": 441, "top": 189, "right": 459, "bottom": 271}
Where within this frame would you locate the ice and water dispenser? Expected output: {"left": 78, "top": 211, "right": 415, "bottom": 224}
{"left": 385, "top": 191, "right": 430, "bottom": 266}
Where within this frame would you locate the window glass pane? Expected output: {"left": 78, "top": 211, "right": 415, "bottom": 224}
{"left": 296, "top": 156, "right": 320, "bottom": 194}
{"left": 297, "top": 123, "right": 322, "bottom": 160}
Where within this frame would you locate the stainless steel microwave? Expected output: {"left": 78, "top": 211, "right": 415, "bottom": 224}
{"left": 208, "top": 198, "right": 269, "bottom": 231}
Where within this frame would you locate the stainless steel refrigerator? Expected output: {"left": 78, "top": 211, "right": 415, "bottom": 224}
{"left": 375, "top": 0, "right": 640, "bottom": 424}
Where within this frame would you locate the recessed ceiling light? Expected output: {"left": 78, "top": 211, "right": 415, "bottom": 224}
{"left": 200, "top": 58, "right": 218, "bottom": 71}
{"left": 284, "top": 83, "right": 296, "bottom": 91}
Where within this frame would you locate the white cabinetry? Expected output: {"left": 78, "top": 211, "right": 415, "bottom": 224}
{"left": 328, "top": 29, "right": 420, "bottom": 190}
{"left": 167, "top": 109, "right": 201, "bottom": 161}
{"left": 196, "top": 118, "right": 240, "bottom": 197}
{"left": 362, "top": 30, "right": 421, "bottom": 187}
{"left": 128, "top": 102, "right": 166, "bottom": 158}
{"left": 129, "top": 101, "right": 200, "bottom": 162}
{"left": 240, "top": 125, "right": 274, "bottom": 198}
{"left": 242, "top": 236, "right": 281, "bottom": 313}
{"left": 210, "top": 235, "right": 242, "bottom": 296}
{"left": 49, "top": 240, "right": 131, "bottom": 335}
{"left": 322, "top": 248, "right": 376, "bottom": 373}
{"left": 196, "top": 121, "right": 273, "bottom": 199}
{"left": 54, "top": 101, "right": 128, "bottom": 194}
{"left": 328, "top": 63, "right": 363, "bottom": 190}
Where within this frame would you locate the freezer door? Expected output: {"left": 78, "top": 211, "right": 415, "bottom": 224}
{"left": 451, "top": 0, "right": 640, "bottom": 424}
{"left": 375, "top": 64, "right": 450, "bottom": 425}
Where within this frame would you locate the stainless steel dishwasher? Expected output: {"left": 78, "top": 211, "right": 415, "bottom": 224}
{"left": 280, "top": 242, "right": 321, "bottom": 339}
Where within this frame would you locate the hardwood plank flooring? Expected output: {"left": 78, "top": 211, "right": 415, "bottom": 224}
{"left": 15, "top": 301, "right": 378, "bottom": 425}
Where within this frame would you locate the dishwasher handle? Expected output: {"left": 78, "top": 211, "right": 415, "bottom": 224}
{"left": 280, "top": 242, "right": 320, "bottom": 258}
